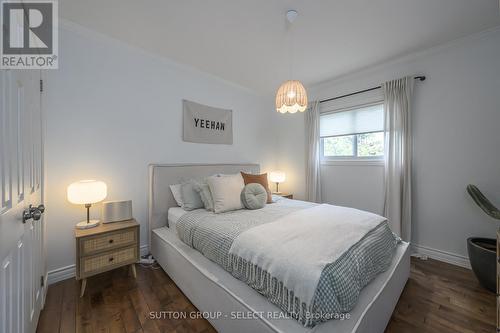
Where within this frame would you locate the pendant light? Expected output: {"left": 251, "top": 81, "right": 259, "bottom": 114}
{"left": 275, "top": 10, "right": 308, "bottom": 114}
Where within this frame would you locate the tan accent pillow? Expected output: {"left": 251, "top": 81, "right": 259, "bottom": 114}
{"left": 240, "top": 172, "right": 272, "bottom": 203}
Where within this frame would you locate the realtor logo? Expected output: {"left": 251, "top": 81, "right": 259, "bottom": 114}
{"left": 1, "top": 0, "right": 58, "bottom": 69}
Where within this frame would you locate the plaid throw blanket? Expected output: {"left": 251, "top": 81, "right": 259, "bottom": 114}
{"left": 176, "top": 198, "right": 399, "bottom": 327}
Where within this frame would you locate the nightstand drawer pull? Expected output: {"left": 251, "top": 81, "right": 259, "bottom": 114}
{"left": 81, "top": 229, "right": 136, "bottom": 255}
{"left": 109, "top": 257, "right": 114, "bottom": 262}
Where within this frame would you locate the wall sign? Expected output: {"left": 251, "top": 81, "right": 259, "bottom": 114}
{"left": 182, "top": 99, "right": 233, "bottom": 145}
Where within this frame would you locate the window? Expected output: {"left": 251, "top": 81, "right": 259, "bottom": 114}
{"left": 320, "top": 103, "right": 384, "bottom": 160}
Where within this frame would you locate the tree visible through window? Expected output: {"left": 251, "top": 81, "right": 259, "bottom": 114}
{"left": 320, "top": 103, "right": 384, "bottom": 160}
{"left": 323, "top": 135, "right": 354, "bottom": 157}
{"left": 357, "top": 132, "right": 384, "bottom": 157}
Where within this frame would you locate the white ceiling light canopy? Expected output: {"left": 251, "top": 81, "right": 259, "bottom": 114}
{"left": 275, "top": 10, "right": 308, "bottom": 114}
{"left": 286, "top": 9, "right": 298, "bottom": 23}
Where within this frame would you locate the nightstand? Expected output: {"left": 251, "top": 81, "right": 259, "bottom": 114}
{"left": 75, "top": 219, "right": 139, "bottom": 297}
{"left": 275, "top": 193, "right": 293, "bottom": 199}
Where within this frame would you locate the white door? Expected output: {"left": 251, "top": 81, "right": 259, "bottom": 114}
{"left": 0, "top": 69, "right": 45, "bottom": 333}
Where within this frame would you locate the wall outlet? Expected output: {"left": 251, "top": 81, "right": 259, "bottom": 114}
{"left": 140, "top": 254, "right": 155, "bottom": 264}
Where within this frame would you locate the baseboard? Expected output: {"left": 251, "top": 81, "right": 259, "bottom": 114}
{"left": 140, "top": 244, "right": 149, "bottom": 257}
{"left": 47, "top": 264, "right": 76, "bottom": 285}
{"left": 411, "top": 243, "right": 471, "bottom": 269}
{"left": 47, "top": 244, "right": 150, "bottom": 285}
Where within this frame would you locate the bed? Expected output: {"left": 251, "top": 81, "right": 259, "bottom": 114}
{"left": 148, "top": 163, "right": 410, "bottom": 333}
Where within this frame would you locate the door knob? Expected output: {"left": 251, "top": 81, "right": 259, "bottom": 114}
{"left": 37, "top": 204, "right": 45, "bottom": 213}
{"left": 31, "top": 208, "right": 42, "bottom": 221}
{"left": 30, "top": 205, "right": 45, "bottom": 214}
{"left": 29, "top": 205, "right": 44, "bottom": 221}
{"left": 22, "top": 204, "right": 45, "bottom": 223}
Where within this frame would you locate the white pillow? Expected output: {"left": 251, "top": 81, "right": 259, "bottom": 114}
{"left": 206, "top": 174, "right": 245, "bottom": 213}
{"left": 169, "top": 184, "right": 184, "bottom": 207}
{"left": 180, "top": 181, "right": 204, "bottom": 211}
{"left": 194, "top": 182, "right": 214, "bottom": 211}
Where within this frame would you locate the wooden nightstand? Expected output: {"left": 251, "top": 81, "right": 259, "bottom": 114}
{"left": 275, "top": 193, "right": 293, "bottom": 199}
{"left": 75, "top": 219, "right": 139, "bottom": 297}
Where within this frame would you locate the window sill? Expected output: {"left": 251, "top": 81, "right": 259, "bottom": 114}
{"left": 321, "top": 159, "right": 384, "bottom": 167}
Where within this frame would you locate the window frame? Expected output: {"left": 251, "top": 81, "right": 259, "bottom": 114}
{"left": 319, "top": 102, "right": 385, "bottom": 164}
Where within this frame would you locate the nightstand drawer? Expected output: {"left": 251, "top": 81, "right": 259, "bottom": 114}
{"left": 81, "top": 245, "right": 138, "bottom": 277}
{"left": 80, "top": 228, "right": 137, "bottom": 255}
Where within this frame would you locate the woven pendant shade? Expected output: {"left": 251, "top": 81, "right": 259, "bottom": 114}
{"left": 275, "top": 80, "right": 308, "bottom": 114}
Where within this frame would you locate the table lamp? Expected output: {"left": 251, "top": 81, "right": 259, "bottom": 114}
{"left": 67, "top": 180, "right": 107, "bottom": 229}
{"left": 269, "top": 171, "right": 286, "bottom": 194}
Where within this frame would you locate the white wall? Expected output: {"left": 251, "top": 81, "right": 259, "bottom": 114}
{"left": 43, "top": 21, "right": 277, "bottom": 275}
{"left": 320, "top": 163, "right": 385, "bottom": 214}
{"left": 270, "top": 108, "right": 307, "bottom": 199}
{"left": 276, "top": 27, "right": 500, "bottom": 265}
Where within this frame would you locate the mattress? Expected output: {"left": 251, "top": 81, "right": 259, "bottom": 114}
{"left": 151, "top": 226, "right": 410, "bottom": 333}
{"left": 167, "top": 206, "right": 187, "bottom": 229}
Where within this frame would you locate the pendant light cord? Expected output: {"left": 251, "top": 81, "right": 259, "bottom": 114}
{"left": 287, "top": 16, "right": 294, "bottom": 79}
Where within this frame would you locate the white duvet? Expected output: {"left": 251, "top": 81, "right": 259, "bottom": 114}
{"left": 228, "top": 204, "right": 386, "bottom": 306}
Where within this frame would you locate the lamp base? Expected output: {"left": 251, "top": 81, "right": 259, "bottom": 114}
{"left": 76, "top": 219, "right": 100, "bottom": 230}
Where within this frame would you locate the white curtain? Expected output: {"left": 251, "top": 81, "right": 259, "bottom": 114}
{"left": 382, "top": 77, "right": 414, "bottom": 241}
{"left": 305, "top": 101, "right": 322, "bottom": 203}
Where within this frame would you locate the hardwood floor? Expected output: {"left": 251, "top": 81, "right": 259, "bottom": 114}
{"left": 37, "top": 258, "right": 495, "bottom": 333}
{"left": 386, "top": 258, "right": 495, "bottom": 333}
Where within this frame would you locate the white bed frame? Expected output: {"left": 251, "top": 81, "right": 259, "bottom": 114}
{"left": 148, "top": 163, "right": 410, "bottom": 333}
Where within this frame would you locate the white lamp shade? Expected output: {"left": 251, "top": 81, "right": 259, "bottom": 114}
{"left": 67, "top": 180, "right": 107, "bottom": 205}
{"left": 269, "top": 171, "right": 286, "bottom": 183}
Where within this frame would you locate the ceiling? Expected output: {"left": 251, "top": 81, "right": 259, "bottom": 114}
{"left": 60, "top": 0, "right": 500, "bottom": 94}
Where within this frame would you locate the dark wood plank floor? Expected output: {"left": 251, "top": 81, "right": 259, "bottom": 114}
{"left": 37, "top": 258, "right": 495, "bottom": 333}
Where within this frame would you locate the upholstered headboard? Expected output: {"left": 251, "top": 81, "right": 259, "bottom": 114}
{"left": 147, "top": 163, "right": 260, "bottom": 243}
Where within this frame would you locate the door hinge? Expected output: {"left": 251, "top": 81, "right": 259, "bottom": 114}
{"left": 40, "top": 275, "right": 44, "bottom": 287}
{"left": 39, "top": 79, "right": 43, "bottom": 93}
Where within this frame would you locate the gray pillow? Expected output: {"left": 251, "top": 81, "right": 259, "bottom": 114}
{"left": 193, "top": 183, "right": 214, "bottom": 211}
{"left": 181, "top": 181, "right": 204, "bottom": 211}
{"left": 241, "top": 183, "right": 267, "bottom": 210}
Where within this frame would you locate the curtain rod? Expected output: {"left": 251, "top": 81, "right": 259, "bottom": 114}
{"left": 319, "top": 76, "right": 426, "bottom": 104}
